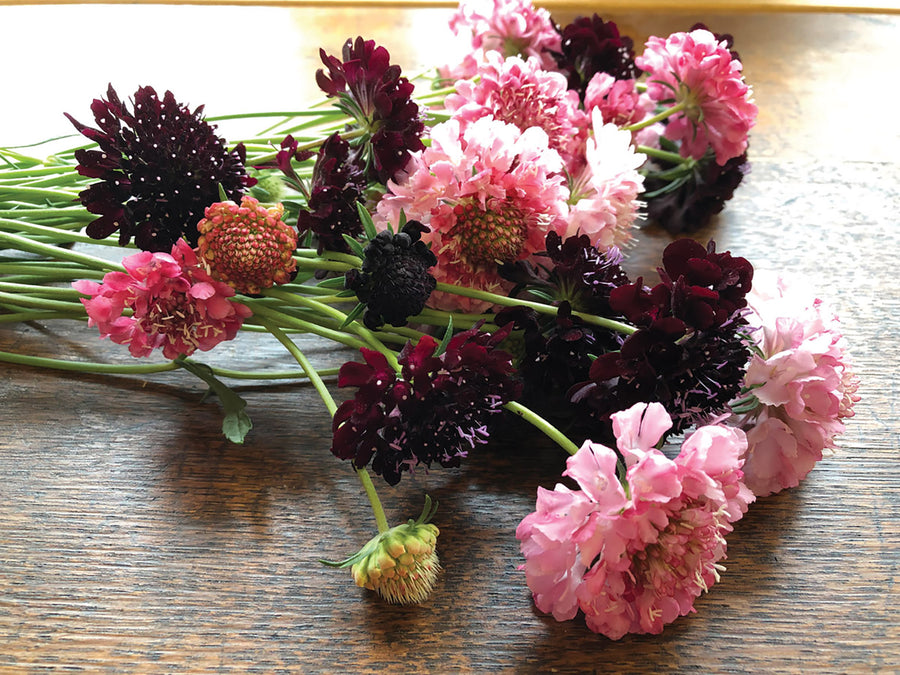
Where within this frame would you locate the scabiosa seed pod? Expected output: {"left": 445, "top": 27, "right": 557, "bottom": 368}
{"left": 197, "top": 196, "right": 298, "bottom": 295}
{"left": 344, "top": 220, "right": 437, "bottom": 329}
{"left": 325, "top": 497, "right": 441, "bottom": 605}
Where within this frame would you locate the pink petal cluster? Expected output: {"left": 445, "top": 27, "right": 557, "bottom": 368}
{"left": 73, "top": 239, "right": 252, "bottom": 360}
{"left": 584, "top": 73, "right": 653, "bottom": 130}
{"left": 516, "top": 402, "right": 753, "bottom": 639}
{"left": 565, "top": 108, "right": 646, "bottom": 249}
{"left": 445, "top": 52, "right": 588, "bottom": 169}
{"left": 734, "top": 272, "right": 860, "bottom": 496}
{"left": 446, "top": 0, "right": 560, "bottom": 79}
{"left": 635, "top": 28, "right": 757, "bottom": 165}
{"left": 375, "top": 116, "right": 569, "bottom": 312}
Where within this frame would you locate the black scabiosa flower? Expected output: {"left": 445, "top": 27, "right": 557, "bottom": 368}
{"left": 65, "top": 85, "right": 255, "bottom": 252}
{"left": 297, "top": 132, "right": 368, "bottom": 254}
{"left": 570, "top": 239, "right": 753, "bottom": 435}
{"left": 551, "top": 15, "right": 637, "bottom": 101}
{"left": 645, "top": 149, "right": 751, "bottom": 235}
{"left": 344, "top": 220, "right": 437, "bottom": 329}
{"left": 316, "top": 36, "right": 425, "bottom": 185}
{"left": 331, "top": 325, "right": 522, "bottom": 486}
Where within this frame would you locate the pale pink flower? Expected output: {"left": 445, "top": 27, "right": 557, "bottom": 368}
{"left": 566, "top": 108, "right": 646, "bottom": 249}
{"left": 732, "top": 272, "right": 860, "bottom": 496}
{"left": 635, "top": 28, "right": 757, "bottom": 165}
{"left": 375, "top": 116, "right": 569, "bottom": 312}
{"left": 445, "top": 52, "right": 588, "bottom": 168}
{"left": 73, "top": 239, "right": 252, "bottom": 360}
{"left": 446, "top": 0, "right": 560, "bottom": 78}
{"left": 517, "top": 402, "right": 753, "bottom": 639}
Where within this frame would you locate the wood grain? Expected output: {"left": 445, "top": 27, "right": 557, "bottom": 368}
{"left": 1, "top": 7, "right": 898, "bottom": 673}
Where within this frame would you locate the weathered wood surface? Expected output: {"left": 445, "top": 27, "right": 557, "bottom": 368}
{"left": 1, "top": 7, "right": 898, "bottom": 673}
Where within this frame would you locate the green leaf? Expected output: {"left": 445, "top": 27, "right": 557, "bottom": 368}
{"left": 217, "top": 183, "right": 229, "bottom": 202}
{"left": 340, "top": 302, "right": 367, "bottom": 329}
{"left": 178, "top": 358, "right": 253, "bottom": 444}
{"left": 397, "top": 209, "right": 407, "bottom": 230}
{"left": 526, "top": 288, "right": 557, "bottom": 304}
{"left": 316, "top": 275, "right": 348, "bottom": 289}
{"left": 342, "top": 234, "right": 367, "bottom": 260}
{"left": 356, "top": 201, "right": 377, "bottom": 240}
{"left": 436, "top": 315, "right": 454, "bottom": 356}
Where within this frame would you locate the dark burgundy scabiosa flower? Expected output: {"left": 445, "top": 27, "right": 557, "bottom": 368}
{"left": 65, "top": 85, "right": 255, "bottom": 252}
{"left": 316, "top": 37, "right": 425, "bottom": 185}
{"left": 344, "top": 220, "right": 437, "bottom": 329}
{"left": 644, "top": 149, "right": 751, "bottom": 235}
{"left": 571, "top": 239, "right": 754, "bottom": 435}
{"left": 551, "top": 15, "right": 637, "bottom": 101}
{"left": 297, "top": 132, "right": 367, "bottom": 254}
{"left": 331, "top": 325, "right": 522, "bottom": 485}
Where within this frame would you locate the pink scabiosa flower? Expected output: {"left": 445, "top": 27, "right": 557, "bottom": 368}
{"left": 731, "top": 272, "right": 860, "bottom": 497}
{"left": 447, "top": 0, "right": 560, "bottom": 76}
{"left": 375, "top": 117, "right": 569, "bottom": 312}
{"left": 445, "top": 53, "right": 588, "bottom": 168}
{"left": 73, "top": 240, "right": 251, "bottom": 360}
{"left": 516, "top": 402, "right": 753, "bottom": 639}
{"left": 197, "top": 196, "right": 298, "bottom": 295}
{"left": 566, "top": 108, "right": 646, "bottom": 249}
{"left": 635, "top": 28, "right": 757, "bottom": 165}
{"left": 583, "top": 72, "right": 653, "bottom": 130}
{"left": 65, "top": 85, "right": 255, "bottom": 252}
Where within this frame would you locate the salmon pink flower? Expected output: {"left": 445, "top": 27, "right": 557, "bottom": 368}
{"left": 517, "top": 402, "right": 753, "bottom": 639}
{"left": 375, "top": 117, "right": 569, "bottom": 312}
{"left": 73, "top": 240, "right": 251, "bottom": 360}
{"left": 636, "top": 28, "right": 757, "bottom": 165}
{"left": 731, "top": 273, "right": 860, "bottom": 496}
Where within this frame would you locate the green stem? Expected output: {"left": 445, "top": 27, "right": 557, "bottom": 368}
{"left": 0, "top": 230, "right": 124, "bottom": 272}
{"left": 258, "top": 316, "right": 390, "bottom": 536}
{"left": 0, "top": 185, "right": 77, "bottom": 201}
{"left": 257, "top": 317, "right": 338, "bottom": 416}
{"left": 0, "top": 218, "right": 100, "bottom": 245}
{"left": 504, "top": 401, "right": 581, "bottom": 456}
{"left": 623, "top": 99, "right": 689, "bottom": 133}
{"left": 635, "top": 145, "right": 692, "bottom": 165}
{"left": 245, "top": 302, "right": 369, "bottom": 352}
{"left": 357, "top": 467, "right": 390, "bottom": 534}
{"left": 434, "top": 282, "right": 636, "bottom": 335}
{"left": 0, "top": 350, "right": 180, "bottom": 375}
{"left": 0, "top": 290, "right": 86, "bottom": 312}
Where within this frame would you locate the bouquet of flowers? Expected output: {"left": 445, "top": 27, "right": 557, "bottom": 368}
{"left": 0, "top": 0, "right": 859, "bottom": 639}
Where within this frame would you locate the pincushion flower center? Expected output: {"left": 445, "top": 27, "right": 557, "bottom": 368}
{"left": 450, "top": 199, "right": 527, "bottom": 268}
{"left": 141, "top": 294, "right": 205, "bottom": 349}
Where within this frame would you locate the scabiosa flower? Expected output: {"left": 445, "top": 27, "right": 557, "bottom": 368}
{"left": 566, "top": 109, "right": 646, "bottom": 249}
{"left": 583, "top": 73, "right": 652, "bottom": 130}
{"left": 447, "top": 0, "right": 560, "bottom": 76}
{"left": 645, "top": 148, "right": 751, "bottom": 234}
{"left": 551, "top": 14, "right": 637, "bottom": 101}
{"left": 297, "top": 132, "right": 367, "bottom": 254}
{"left": 516, "top": 402, "right": 753, "bottom": 639}
{"left": 731, "top": 272, "right": 860, "bottom": 496}
{"left": 343, "top": 498, "right": 441, "bottom": 605}
{"left": 445, "top": 52, "right": 588, "bottom": 168}
{"left": 72, "top": 240, "right": 251, "bottom": 360}
{"left": 635, "top": 28, "right": 757, "bottom": 165}
{"left": 197, "top": 196, "right": 297, "bottom": 295}
{"left": 344, "top": 221, "right": 437, "bottom": 329}
{"left": 571, "top": 239, "right": 753, "bottom": 433}
{"left": 376, "top": 117, "right": 569, "bottom": 312}
{"left": 65, "top": 85, "right": 255, "bottom": 252}
{"left": 331, "top": 325, "right": 521, "bottom": 485}
{"left": 316, "top": 37, "right": 425, "bottom": 185}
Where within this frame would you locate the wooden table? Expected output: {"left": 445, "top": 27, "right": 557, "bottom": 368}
{"left": 1, "top": 5, "right": 898, "bottom": 672}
